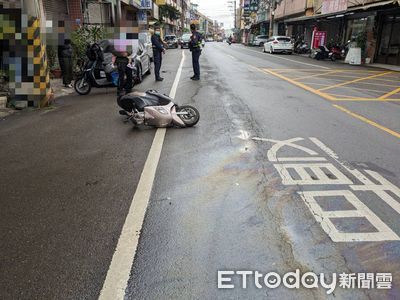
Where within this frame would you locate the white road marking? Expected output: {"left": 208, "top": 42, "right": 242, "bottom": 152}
{"left": 310, "top": 137, "right": 372, "bottom": 184}
{"left": 253, "top": 137, "right": 320, "bottom": 162}
{"left": 274, "top": 163, "right": 353, "bottom": 185}
{"left": 237, "top": 45, "right": 331, "bottom": 70}
{"left": 351, "top": 170, "right": 400, "bottom": 216}
{"left": 228, "top": 54, "right": 236, "bottom": 60}
{"left": 99, "top": 51, "right": 186, "bottom": 300}
{"left": 254, "top": 136, "right": 400, "bottom": 242}
{"left": 299, "top": 190, "right": 400, "bottom": 242}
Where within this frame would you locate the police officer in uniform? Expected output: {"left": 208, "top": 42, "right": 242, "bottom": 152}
{"left": 151, "top": 26, "right": 165, "bottom": 82}
{"left": 189, "top": 24, "right": 202, "bottom": 80}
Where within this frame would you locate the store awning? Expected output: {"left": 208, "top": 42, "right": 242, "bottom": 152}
{"left": 285, "top": 0, "right": 395, "bottom": 23}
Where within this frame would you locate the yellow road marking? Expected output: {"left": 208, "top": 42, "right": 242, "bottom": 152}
{"left": 352, "top": 81, "right": 400, "bottom": 88}
{"left": 261, "top": 68, "right": 335, "bottom": 100}
{"left": 293, "top": 70, "right": 343, "bottom": 80}
{"left": 333, "top": 98, "right": 400, "bottom": 101}
{"left": 269, "top": 69, "right": 383, "bottom": 73}
{"left": 258, "top": 67, "right": 400, "bottom": 101}
{"left": 366, "top": 77, "right": 400, "bottom": 83}
{"left": 318, "top": 71, "right": 394, "bottom": 91}
{"left": 379, "top": 87, "right": 400, "bottom": 100}
{"left": 301, "top": 81, "right": 391, "bottom": 94}
{"left": 333, "top": 104, "right": 400, "bottom": 139}
{"left": 327, "top": 93, "right": 359, "bottom": 99}
{"left": 322, "top": 74, "right": 372, "bottom": 79}
{"left": 299, "top": 77, "right": 400, "bottom": 87}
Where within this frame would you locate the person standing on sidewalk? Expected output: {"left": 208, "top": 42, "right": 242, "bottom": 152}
{"left": 189, "top": 24, "right": 202, "bottom": 81}
{"left": 58, "top": 39, "right": 73, "bottom": 88}
{"left": 151, "top": 26, "right": 165, "bottom": 82}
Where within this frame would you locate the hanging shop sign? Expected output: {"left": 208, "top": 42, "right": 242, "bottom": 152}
{"left": 244, "top": 0, "right": 250, "bottom": 12}
{"left": 250, "top": 0, "right": 259, "bottom": 12}
{"left": 138, "top": 10, "right": 147, "bottom": 24}
{"left": 140, "top": 0, "right": 152, "bottom": 9}
{"left": 312, "top": 31, "right": 327, "bottom": 48}
{"left": 322, "top": 0, "right": 347, "bottom": 15}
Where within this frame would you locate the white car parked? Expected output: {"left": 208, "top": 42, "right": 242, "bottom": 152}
{"left": 252, "top": 35, "right": 269, "bottom": 46}
{"left": 263, "top": 36, "right": 294, "bottom": 54}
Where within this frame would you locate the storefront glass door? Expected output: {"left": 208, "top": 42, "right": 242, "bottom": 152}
{"left": 376, "top": 13, "right": 400, "bottom": 65}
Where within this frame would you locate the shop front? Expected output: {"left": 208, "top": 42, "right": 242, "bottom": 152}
{"left": 375, "top": 8, "right": 400, "bottom": 65}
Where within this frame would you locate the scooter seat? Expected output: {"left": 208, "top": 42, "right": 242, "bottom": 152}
{"left": 133, "top": 94, "right": 162, "bottom": 111}
{"left": 120, "top": 92, "right": 171, "bottom": 112}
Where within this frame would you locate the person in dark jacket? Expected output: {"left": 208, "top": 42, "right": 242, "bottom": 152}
{"left": 112, "top": 48, "right": 132, "bottom": 96}
{"left": 151, "top": 26, "right": 165, "bottom": 82}
{"left": 58, "top": 39, "right": 73, "bottom": 87}
{"left": 189, "top": 24, "right": 202, "bottom": 80}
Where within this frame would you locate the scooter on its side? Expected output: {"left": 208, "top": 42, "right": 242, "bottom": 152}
{"left": 118, "top": 90, "right": 200, "bottom": 128}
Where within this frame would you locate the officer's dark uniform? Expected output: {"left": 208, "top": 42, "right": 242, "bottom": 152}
{"left": 151, "top": 33, "right": 164, "bottom": 81}
{"left": 189, "top": 30, "right": 202, "bottom": 80}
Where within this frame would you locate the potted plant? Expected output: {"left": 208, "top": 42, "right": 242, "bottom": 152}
{"left": 46, "top": 45, "right": 62, "bottom": 78}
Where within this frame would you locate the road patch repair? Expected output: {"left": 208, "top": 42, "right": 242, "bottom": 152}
{"left": 261, "top": 68, "right": 400, "bottom": 101}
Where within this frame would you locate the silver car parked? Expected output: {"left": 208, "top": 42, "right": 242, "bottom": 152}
{"left": 252, "top": 35, "right": 269, "bottom": 47}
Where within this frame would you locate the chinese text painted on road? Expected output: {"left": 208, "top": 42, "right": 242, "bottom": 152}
{"left": 253, "top": 137, "right": 400, "bottom": 242}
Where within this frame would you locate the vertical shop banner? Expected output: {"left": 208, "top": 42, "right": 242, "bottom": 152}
{"left": 322, "top": 0, "right": 347, "bottom": 14}
{"left": 312, "top": 31, "right": 327, "bottom": 48}
{"left": 244, "top": 0, "right": 250, "bottom": 12}
{"left": 140, "top": 0, "right": 152, "bottom": 9}
{"left": 138, "top": 10, "right": 147, "bottom": 24}
{"left": 249, "top": 0, "right": 259, "bottom": 12}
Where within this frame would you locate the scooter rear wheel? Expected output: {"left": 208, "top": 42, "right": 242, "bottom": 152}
{"left": 74, "top": 77, "right": 91, "bottom": 95}
{"left": 177, "top": 105, "right": 200, "bottom": 127}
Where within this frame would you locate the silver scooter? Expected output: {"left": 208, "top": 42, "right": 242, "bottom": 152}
{"left": 118, "top": 90, "right": 200, "bottom": 127}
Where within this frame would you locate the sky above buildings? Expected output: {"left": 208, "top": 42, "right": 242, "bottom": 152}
{"left": 192, "top": 0, "right": 235, "bottom": 29}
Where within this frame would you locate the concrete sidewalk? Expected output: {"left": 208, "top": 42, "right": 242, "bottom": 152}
{"left": 294, "top": 52, "right": 400, "bottom": 71}
{"left": 0, "top": 78, "right": 75, "bottom": 119}
{"left": 50, "top": 78, "right": 76, "bottom": 99}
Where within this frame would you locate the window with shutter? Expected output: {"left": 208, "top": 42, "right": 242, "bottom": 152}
{"left": 43, "top": 0, "right": 68, "bottom": 21}
{"left": 86, "top": 1, "right": 112, "bottom": 25}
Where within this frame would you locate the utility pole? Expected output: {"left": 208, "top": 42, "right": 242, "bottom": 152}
{"left": 228, "top": 0, "right": 237, "bottom": 37}
{"left": 21, "top": 0, "right": 51, "bottom": 107}
{"left": 268, "top": 0, "right": 275, "bottom": 37}
{"left": 234, "top": 0, "right": 236, "bottom": 31}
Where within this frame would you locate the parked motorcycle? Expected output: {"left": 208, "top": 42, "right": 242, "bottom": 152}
{"left": 118, "top": 90, "right": 200, "bottom": 128}
{"left": 314, "top": 45, "right": 330, "bottom": 60}
{"left": 74, "top": 41, "right": 137, "bottom": 95}
{"left": 294, "top": 41, "right": 310, "bottom": 54}
{"left": 329, "top": 44, "right": 344, "bottom": 61}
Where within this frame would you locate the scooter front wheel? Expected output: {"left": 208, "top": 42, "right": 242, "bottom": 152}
{"left": 74, "top": 77, "right": 91, "bottom": 95}
{"left": 177, "top": 105, "right": 200, "bottom": 127}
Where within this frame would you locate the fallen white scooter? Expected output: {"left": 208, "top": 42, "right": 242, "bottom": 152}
{"left": 117, "top": 90, "right": 200, "bottom": 128}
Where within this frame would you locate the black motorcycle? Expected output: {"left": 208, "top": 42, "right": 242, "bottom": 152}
{"left": 74, "top": 41, "right": 137, "bottom": 95}
{"left": 314, "top": 45, "right": 330, "bottom": 60}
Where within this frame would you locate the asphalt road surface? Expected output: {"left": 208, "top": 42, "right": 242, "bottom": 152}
{"left": 1, "top": 43, "right": 400, "bottom": 300}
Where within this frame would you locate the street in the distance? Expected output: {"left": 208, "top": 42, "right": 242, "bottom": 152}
{"left": 1, "top": 0, "right": 400, "bottom": 299}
